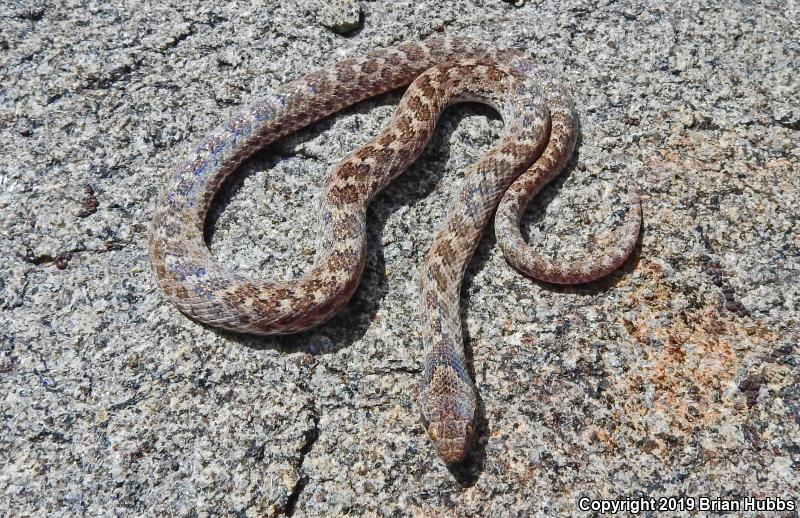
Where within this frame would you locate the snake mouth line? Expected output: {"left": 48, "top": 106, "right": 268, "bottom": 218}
{"left": 424, "top": 418, "right": 476, "bottom": 465}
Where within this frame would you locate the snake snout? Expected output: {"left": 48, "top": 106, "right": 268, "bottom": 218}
{"left": 426, "top": 419, "right": 476, "bottom": 464}
{"left": 420, "top": 362, "right": 478, "bottom": 463}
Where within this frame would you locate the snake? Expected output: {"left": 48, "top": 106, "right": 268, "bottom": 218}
{"left": 148, "top": 37, "right": 642, "bottom": 464}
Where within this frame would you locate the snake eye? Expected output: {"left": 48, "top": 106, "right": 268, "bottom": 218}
{"left": 428, "top": 427, "right": 439, "bottom": 441}
{"left": 465, "top": 423, "right": 474, "bottom": 437}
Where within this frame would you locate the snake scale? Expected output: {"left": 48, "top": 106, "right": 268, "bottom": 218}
{"left": 148, "top": 37, "right": 641, "bottom": 464}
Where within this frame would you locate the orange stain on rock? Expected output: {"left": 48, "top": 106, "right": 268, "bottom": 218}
{"left": 614, "top": 260, "right": 778, "bottom": 450}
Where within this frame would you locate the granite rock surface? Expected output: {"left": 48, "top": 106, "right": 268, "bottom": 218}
{"left": 1, "top": 0, "right": 798, "bottom": 515}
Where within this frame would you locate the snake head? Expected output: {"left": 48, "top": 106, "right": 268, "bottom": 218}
{"left": 424, "top": 416, "right": 476, "bottom": 464}
{"left": 420, "top": 361, "right": 477, "bottom": 464}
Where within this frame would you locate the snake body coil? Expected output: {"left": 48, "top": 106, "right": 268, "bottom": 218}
{"left": 149, "top": 37, "right": 641, "bottom": 464}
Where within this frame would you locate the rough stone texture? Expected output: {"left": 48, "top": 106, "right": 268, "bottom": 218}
{"left": 1, "top": 0, "right": 798, "bottom": 516}
{"left": 313, "top": 0, "right": 362, "bottom": 35}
